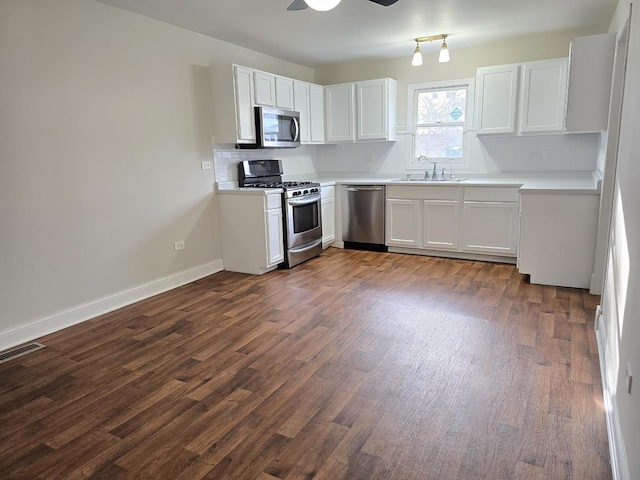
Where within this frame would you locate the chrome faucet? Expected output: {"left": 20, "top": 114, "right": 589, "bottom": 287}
{"left": 418, "top": 156, "right": 430, "bottom": 179}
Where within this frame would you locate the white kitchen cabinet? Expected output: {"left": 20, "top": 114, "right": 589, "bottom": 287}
{"left": 254, "top": 71, "right": 276, "bottom": 106}
{"left": 462, "top": 203, "right": 519, "bottom": 255}
{"left": 462, "top": 187, "right": 519, "bottom": 256}
{"left": 519, "top": 58, "right": 568, "bottom": 133}
{"left": 386, "top": 199, "right": 421, "bottom": 247}
{"left": 386, "top": 185, "right": 518, "bottom": 261}
{"left": 218, "top": 191, "right": 284, "bottom": 275}
{"left": 321, "top": 185, "right": 335, "bottom": 247}
{"left": 309, "top": 84, "right": 325, "bottom": 143}
{"left": 422, "top": 200, "right": 459, "bottom": 250}
{"left": 294, "top": 81, "right": 311, "bottom": 143}
{"left": 325, "top": 78, "right": 397, "bottom": 143}
{"left": 387, "top": 185, "right": 460, "bottom": 249}
{"left": 325, "top": 83, "right": 356, "bottom": 142}
{"left": 475, "top": 64, "right": 519, "bottom": 135}
{"left": 518, "top": 192, "right": 600, "bottom": 288}
{"left": 475, "top": 58, "right": 568, "bottom": 135}
{"left": 356, "top": 78, "right": 397, "bottom": 141}
{"left": 275, "top": 76, "right": 295, "bottom": 110}
{"left": 210, "top": 64, "right": 256, "bottom": 144}
{"left": 294, "top": 81, "right": 325, "bottom": 144}
{"left": 565, "top": 33, "right": 616, "bottom": 132}
{"left": 211, "top": 64, "right": 311, "bottom": 145}
{"left": 266, "top": 207, "right": 284, "bottom": 265}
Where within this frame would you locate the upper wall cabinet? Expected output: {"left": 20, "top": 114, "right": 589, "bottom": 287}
{"left": 325, "top": 83, "right": 355, "bottom": 142}
{"left": 475, "top": 59, "right": 568, "bottom": 135}
{"left": 211, "top": 64, "right": 255, "bottom": 144}
{"left": 519, "top": 58, "right": 568, "bottom": 134}
{"left": 275, "top": 76, "right": 295, "bottom": 110}
{"left": 294, "top": 81, "right": 325, "bottom": 144}
{"left": 475, "top": 33, "right": 616, "bottom": 136}
{"left": 325, "top": 78, "right": 397, "bottom": 143}
{"left": 565, "top": 33, "right": 615, "bottom": 133}
{"left": 210, "top": 64, "right": 323, "bottom": 145}
{"left": 254, "top": 72, "right": 295, "bottom": 109}
{"left": 475, "top": 64, "right": 519, "bottom": 135}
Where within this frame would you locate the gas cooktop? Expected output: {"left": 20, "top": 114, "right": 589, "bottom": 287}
{"left": 242, "top": 180, "right": 318, "bottom": 189}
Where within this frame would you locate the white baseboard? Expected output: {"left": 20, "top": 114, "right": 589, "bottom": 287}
{"left": 0, "top": 259, "right": 224, "bottom": 352}
{"left": 595, "top": 321, "right": 630, "bottom": 480}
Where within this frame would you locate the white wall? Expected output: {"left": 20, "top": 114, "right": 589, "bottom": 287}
{"left": 0, "top": 0, "right": 313, "bottom": 349}
{"left": 599, "top": 1, "right": 639, "bottom": 479}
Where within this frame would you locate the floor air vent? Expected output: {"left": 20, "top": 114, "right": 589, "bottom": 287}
{"left": 0, "top": 342, "right": 46, "bottom": 364}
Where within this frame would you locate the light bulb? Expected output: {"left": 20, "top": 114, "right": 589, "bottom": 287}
{"left": 439, "top": 41, "right": 450, "bottom": 63}
{"left": 304, "top": 0, "right": 342, "bottom": 11}
{"left": 412, "top": 44, "right": 423, "bottom": 66}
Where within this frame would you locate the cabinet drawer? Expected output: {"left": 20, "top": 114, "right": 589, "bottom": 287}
{"left": 463, "top": 186, "right": 519, "bottom": 202}
{"left": 266, "top": 193, "right": 282, "bottom": 210}
{"left": 387, "top": 185, "right": 460, "bottom": 200}
{"left": 322, "top": 185, "right": 335, "bottom": 198}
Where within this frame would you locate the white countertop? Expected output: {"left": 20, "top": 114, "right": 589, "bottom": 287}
{"left": 217, "top": 173, "right": 601, "bottom": 195}
{"left": 315, "top": 174, "right": 601, "bottom": 195}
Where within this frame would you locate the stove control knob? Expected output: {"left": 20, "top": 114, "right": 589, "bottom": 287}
{"left": 292, "top": 191, "right": 300, "bottom": 197}
{"left": 303, "top": 190, "right": 309, "bottom": 195}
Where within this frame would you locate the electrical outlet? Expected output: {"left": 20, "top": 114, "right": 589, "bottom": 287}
{"left": 626, "top": 362, "right": 633, "bottom": 394}
{"left": 528, "top": 152, "right": 542, "bottom": 160}
{"left": 174, "top": 241, "right": 185, "bottom": 251}
{"left": 201, "top": 161, "right": 212, "bottom": 170}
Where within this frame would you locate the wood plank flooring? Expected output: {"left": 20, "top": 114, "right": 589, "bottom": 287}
{"left": 0, "top": 248, "right": 611, "bottom": 479}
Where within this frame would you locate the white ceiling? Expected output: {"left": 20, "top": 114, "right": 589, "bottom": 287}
{"left": 95, "top": 0, "right": 618, "bottom": 67}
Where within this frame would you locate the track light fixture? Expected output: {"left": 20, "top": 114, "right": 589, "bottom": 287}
{"left": 411, "top": 34, "right": 450, "bottom": 66}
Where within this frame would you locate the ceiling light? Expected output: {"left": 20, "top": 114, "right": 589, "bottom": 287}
{"left": 304, "top": 0, "right": 342, "bottom": 11}
{"left": 439, "top": 35, "right": 450, "bottom": 63}
{"left": 412, "top": 34, "right": 451, "bottom": 66}
{"left": 412, "top": 41, "right": 423, "bottom": 66}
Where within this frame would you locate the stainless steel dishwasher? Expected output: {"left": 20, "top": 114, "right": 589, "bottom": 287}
{"left": 342, "top": 185, "right": 387, "bottom": 251}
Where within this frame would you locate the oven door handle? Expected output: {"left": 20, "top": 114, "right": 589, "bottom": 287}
{"left": 287, "top": 194, "right": 321, "bottom": 206}
{"left": 288, "top": 238, "right": 323, "bottom": 253}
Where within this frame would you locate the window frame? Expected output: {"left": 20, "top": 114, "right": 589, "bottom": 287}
{"left": 406, "top": 78, "right": 475, "bottom": 170}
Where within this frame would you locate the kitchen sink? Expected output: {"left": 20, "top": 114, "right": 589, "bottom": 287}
{"left": 396, "top": 177, "right": 467, "bottom": 183}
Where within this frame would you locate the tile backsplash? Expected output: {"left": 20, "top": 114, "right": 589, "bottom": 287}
{"left": 312, "top": 132, "right": 600, "bottom": 176}
{"left": 213, "top": 144, "right": 317, "bottom": 184}
{"left": 214, "top": 132, "right": 601, "bottom": 183}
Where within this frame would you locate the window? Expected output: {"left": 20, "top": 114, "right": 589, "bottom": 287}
{"left": 407, "top": 79, "right": 474, "bottom": 169}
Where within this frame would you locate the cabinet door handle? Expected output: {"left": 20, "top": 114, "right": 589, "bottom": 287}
{"left": 289, "top": 239, "right": 323, "bottom": 253}
{"left": 287, "top": 194, "right": 321, "bottom": 206}
{"left": 344, "top": 186, "right": 384, "bottom": 192}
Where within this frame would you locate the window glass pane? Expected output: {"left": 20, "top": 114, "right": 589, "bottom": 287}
{"left": 414, "top": 126, "right": 464, "bottom": 159}
{"left": 416, "top": 88, "right": 466, "bottom": 124}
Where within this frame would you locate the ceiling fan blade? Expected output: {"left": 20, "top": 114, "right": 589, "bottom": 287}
{"left": 368, "top": 0, "right": 399, "bottom": 5}
{"left": 287, "top": 0, "right": 308, "bottom": 10}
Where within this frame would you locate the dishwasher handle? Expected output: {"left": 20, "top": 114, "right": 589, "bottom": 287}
{"left": 344, "top": 186, "right": 385, "bottom": 192}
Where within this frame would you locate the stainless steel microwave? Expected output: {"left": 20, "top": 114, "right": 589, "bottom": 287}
{"left": 254, "top": 106, "right": 300, "bottom": 148}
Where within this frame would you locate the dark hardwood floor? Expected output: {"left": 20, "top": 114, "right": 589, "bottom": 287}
{"left": 0, "top": 248, "right": 611, "bottom": 479}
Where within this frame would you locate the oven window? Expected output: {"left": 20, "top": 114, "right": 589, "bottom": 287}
{"left": 292, "top": 202, "right": 319, "bottom": 233}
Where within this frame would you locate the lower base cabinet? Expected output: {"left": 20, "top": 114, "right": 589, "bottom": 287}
{"left": 423, "top": 200, "right": 460, "bottom": 250}
{"left": 386, "top": 185, "right": 519, "bottom": 259}
{"left": 462, "top": 187, "right": 519, "bottom": 256}
{"left": 518, "top": 192, "right": 599, "bottom": 288}
{"left": 219, "top": 191, "right": 284, "bottom": 275}
{"left": 321, "top": 185, "right": 336, "bottom": 247}
{"left": 387, "top": 199, "right": 421, "bottom": 247}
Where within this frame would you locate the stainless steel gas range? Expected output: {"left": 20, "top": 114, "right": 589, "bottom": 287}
{"left": 238, "top": 160, "right": 323, "bottom": 268}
